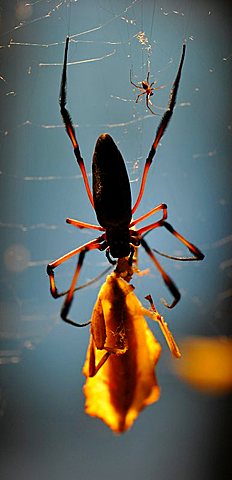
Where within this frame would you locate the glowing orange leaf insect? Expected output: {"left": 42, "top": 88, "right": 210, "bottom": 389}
{"left": 83, "top": 257, "right": 180, "bottom": 434}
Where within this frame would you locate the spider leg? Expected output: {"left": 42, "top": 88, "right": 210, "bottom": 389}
{"left": 162, "top": 221, "right": 204, "bottom": 259}
{"left": 154, "top": 85, "right": 165, "bottom": 91}
{"left": 135, "top": 91, "right": 146, "bottom": 103}
{"left": 129, "top": 202, "right": 167, "bottom": 228}
{"left": 146, "top": 94, "right": 156, "bottom": 115}
{"left": 60, "top": 37, "right": 94, "bottom": 208}
{"left": 140, "top": 237, "right": 180, "bottom": 308}
{"left": 47, "top": 236, "right": 105, "bottom": 299}
{"left": 60, "top": 250, "right": 91, "bottom": 327}
{"left": 66, "top": 217, "right": 104, "bottom": 231}
{"left": 138, "top": 220, "right": 204, "bottom": 261}
{"left": 130, "top": 69, "right": 141, "bottom": 89}
{"left": 132, "top": 43, "right": 186, "bottom": 214}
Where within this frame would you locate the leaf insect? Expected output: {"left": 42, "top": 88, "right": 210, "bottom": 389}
{"left": 83, "top": 256, "right": 180, "bottom": 434}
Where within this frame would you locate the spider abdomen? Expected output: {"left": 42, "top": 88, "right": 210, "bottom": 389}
{"left": 92, "top": 133, "right": 132, "bottom": 231}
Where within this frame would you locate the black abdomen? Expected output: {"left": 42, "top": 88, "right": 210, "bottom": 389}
{"left": 92, "top": 134, "right": 132, "bottom": 230}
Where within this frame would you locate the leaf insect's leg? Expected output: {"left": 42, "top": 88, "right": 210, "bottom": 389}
{"left": 144, "top": 294, "right": 181, "bottom": 358}
{"left": 88, "top": 343, "right": 128, "bottom": 377}
{"left": 88, "top": 288, "right": 129, "bottom": 376}
{"left": 47, "top": 236, "right": 105, "bottom": 299}
{"left": 88, "top": 336, "right": 111, "bottom": 377}
{"left": 140, "top": 237, "right": 180, "bottom": 308}
{"left": 132, "top": 44, "right": 186, "bottom": 214}
{"left": 59, "top": 37, "right": 94, "bottom": 208}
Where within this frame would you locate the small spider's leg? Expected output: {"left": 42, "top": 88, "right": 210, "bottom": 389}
{"left": 146, "top": 95, "right": 156, "bottom": 115}
{"left": 153, "top": 85, "right": 165, "bottom": 91}
{"left": 66, "top": 218, "right": 105, "bottom": 231}
{"left": 60, "top": 37, "right": 94, "bottom": 208}
{"left": 146, "top": 71, "right": 150, "bottom": 83}
{"left": 130, "top": 69, "right": 141, "bottom": 89}
{"left": 135, "top": 91, "right": 146, "bottom": 103}
{"left": 132, "top": 44, "right": 186, "bottom": 214}
{"left": 144, "top": 295, "right": 181, "bottom": 358}
{"left": 47, "top": 236, "right": 105, "bottom": 299}
{"left": 140, "top": 237, "right": 181, "bottom": 308}
{"left": 130, "top": 202, "right": 167, "bottom": 228}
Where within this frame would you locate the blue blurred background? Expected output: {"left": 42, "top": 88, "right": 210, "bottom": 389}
{"left": 0, "top": 1, "right": 231, "bottom": 479}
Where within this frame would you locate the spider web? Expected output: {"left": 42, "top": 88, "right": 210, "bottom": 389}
{"left": 1, "top": 1, "right": 232, "bottom": 479}
{"left": 0, "top": 0, "right": 231, "bottom": 372}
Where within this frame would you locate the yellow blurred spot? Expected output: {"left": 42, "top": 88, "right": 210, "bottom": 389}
{"left": 174, "top": 336, "right": 232, "bottom": 395}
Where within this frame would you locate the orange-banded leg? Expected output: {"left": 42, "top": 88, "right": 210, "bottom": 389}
{"left": 60, "top": 37, "right": 94, "bottom": 208}
{"left": 47, "top": 235, "right": 107, "bottom": 327}
{"left": 137, "top": 216, "right": 204, "bottom": 307}
{"left": 129, "top": 202, "right": 167, "bottom": 229}
{"left": 138, "top": 220, "right": 204, "bottom": 261}
{"left": 132, "top": 44, "right": 186, "bottom": 214}
{"left": 140, "top": 237, "right": 180, "bottom": 308}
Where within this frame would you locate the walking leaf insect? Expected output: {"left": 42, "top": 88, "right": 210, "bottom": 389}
{"left": 83, "top": 256, "right": 180, "bottom": 434}
{"left": 47, "top": 38, "right": 204, "bottom": 327}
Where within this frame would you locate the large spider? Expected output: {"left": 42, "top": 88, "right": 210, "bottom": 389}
{"left": 130, "top": 69, "right": 164, "bottom": 115}
{"left": 47, "top": 39, "right": 204, "bottom": 326}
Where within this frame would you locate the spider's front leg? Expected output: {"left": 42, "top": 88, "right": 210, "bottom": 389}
{"left": 132, "top": 43, "right": 186, "bottom": 214}
{"left": 130, "top": 69, "right": 141, "bottom": 90}
{"left": 59, "top": 37, "right": 94, "bottom": 207}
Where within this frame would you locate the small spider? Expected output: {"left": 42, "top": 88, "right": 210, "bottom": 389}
{"left": 130, "top": 69, "right": 164, "bottom": 115}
